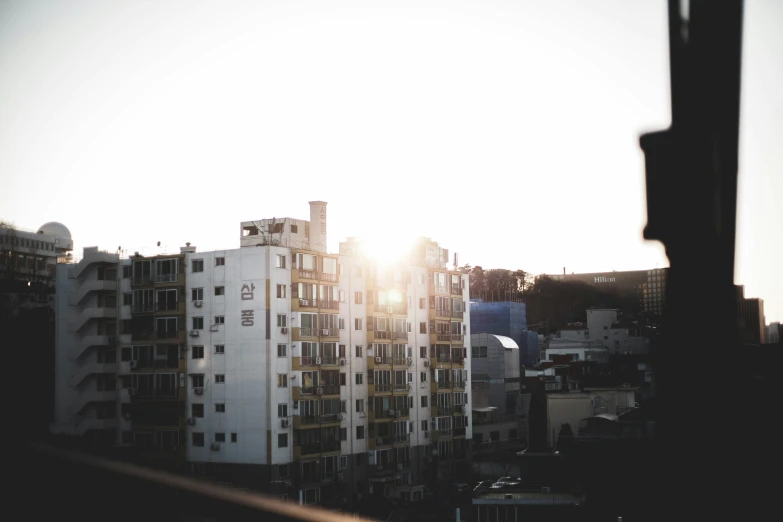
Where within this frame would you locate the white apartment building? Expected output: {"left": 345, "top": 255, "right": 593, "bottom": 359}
{"left": 52, "top": 203, "right": 472, "bottom": 508}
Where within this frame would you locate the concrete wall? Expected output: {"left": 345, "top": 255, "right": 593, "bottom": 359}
{"left": 546, "top": 393, "right": 592, "bottom": 448}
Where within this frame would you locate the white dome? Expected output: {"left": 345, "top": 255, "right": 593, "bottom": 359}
{"left": 37, "top": 222, "right": 72, "bottom": 239}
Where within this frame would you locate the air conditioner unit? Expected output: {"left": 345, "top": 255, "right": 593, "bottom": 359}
{"left": 407, "top": 357, "right": 413, "bottom": 366}
{"left": 461, "top": 405, "right": 466, "bottom": 413}
{"left": 339, "top": 359, "right": 347, "bottom": 366}
{"left": 359, "top": 412, "right": 366, "bottom": 418}
{"left": 129, "top": 360, "right": 138, "bottom": 369}
{"left": 542, "top": 487, "right": 551, "bottom": 493}
{"left": 122, "top": 412, "right": 131, "bottom": 420}
{"left": 377, "top": 464, "right": 384, "bottom": 471}
{"left": 395, "top": 410, "right": 401, "bottom": 417}
{"left": 128, "top": 388, "right": 137, "bottom": 396}
{"left": 386, "top": 307, "right": 393, "bottom": 314}
{"left": 194, "top": 300, "right": 203, "bottom": 308}
{"left": 187, "top": 417, "right": 196, "bottom": 426}
{"left": 301, "top": 299, "right": 309, "bottom": 306}
{"left": 316, "top": 387, "right": 324, "bottom": 395}
{"left": 423, "top": 360, "right": 430, "bottom": 367}
{"left": 281, "top": 418, "right": 290, "bottom": 428}
{"left": 375, "top": 357, "right": 382, "bottom": 363}
{"left": 337, "top": 413, "right": 345, "bottom": 421}
{"left": 210, "top": 442, "right": 221, "bottom": 451}
{"left": 194, "top": 387, "right": 204, "bottom": 395}
{"left": 420, "top": 382, "right": 427, "bottom": 388}
{"left": 424, "top": 431, "right": 429, "bottom": 439}
{"left": 209, "top": 325, "right": 219, "bottom": 332}
{"left": 190, "top": 330, "right": 200, "bottom": 337}
{"left": 407, "top": 384, "right": 412, "bottom": 391}
{"left": 389, "top": 411, "right": 396, "bottom": 417}
{"left": 321, "top": 329, "right": 330, "bottom": 336}
{"left": 397, "top": 463, "right": 403, "bottom": 471}
{"left": 315, "top": 357, "right": 322, "bottom": 365}
{"left": 281, "top": 327, "right": 289, "bottom": 334}
{"left": 376, "top": 438, "right": 384, "bottom": 445}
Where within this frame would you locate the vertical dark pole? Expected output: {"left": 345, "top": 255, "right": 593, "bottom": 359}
{"left": 640, "top": 0, "right": 744, "bottom": 519}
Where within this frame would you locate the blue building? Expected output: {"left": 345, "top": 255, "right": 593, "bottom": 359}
{"left": 469, "top": 301, "right": 538, "bottom": 366}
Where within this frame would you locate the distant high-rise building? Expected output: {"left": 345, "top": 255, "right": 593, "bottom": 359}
{"left": 735, "top": 285, "right": 765, "bottom": 345}
{"left": 545, "top": 268, "right": 669, "bottom": 317}
{"left": 766, "top": 322, "right": 780, "bottom": 345}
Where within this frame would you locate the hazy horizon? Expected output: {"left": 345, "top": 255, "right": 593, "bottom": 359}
{"left": 1, "top": 0, "right": 780, "bottom": 321}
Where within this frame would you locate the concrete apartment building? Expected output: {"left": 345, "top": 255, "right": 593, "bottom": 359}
{"left": 52, "top": 202, "right": 472, "bottom": 507}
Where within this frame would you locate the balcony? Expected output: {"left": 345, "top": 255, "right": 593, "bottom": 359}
{"left": 155, "top": 329, "right": 182, "bottom": 341}
{"left": 391, "top": 331, "right": 408, "bottom": 340}
{"left": 296, "top": 440, "right": 340, "bottom": 459}
{"left": 69, "top": 280, "right": 117, "bottom": 306}
{"left": 155, "top": 301, "right": 184, "bottom": 313}
{"left": 451, "top": 355, "right": 466, "bottom": 365}
{"left": 454, "top": 427, "right": 467, "bottom": 437}
{"left": 295, "top": 269, "right": 339, "bottom": 284}
{"left": 368, "top": 330, "right": 391, "bottom": 342}
{"left": 432, "top": 333, "right": 452, "bottom": 343}
{"left": 372, "top": 304, "right": 406, "bottom": 315}
{"left": 318, "top": 272, "right": 338, "bottom": 282}
{"left": 131, "top": 303, "right": 154, "bottom": 314}
{"left": 433, "top": 380, "right": 453, "bottom": 392}
{"left": 373, "top": 383, "right": 392, "bottom": 393}
{"left": 69, "top": 363, "right": 117, "bottom": 388}
{"left": 154, "top": 273, "right": 184, "bottom": 286}
{"left": 374, "top": 435, "right": 394, "bottom": 447}
{"left": 429, "top": 308, "right": 452, "bottom": 321}
{"left": 319, "top": 357, "right": 339, "bottom": 367}
{"left": 69, "top": 306, "right": 117, "bottom": 333}
{"left": 429, "top": 284, "right": 449, "bottom": 295}
{"left": 453, "top": 381, "right": 466, "bottom": 391}
{"left": 372, "top": 356, "right": 392, "bottom": 366}
{"left": 451, "top": 310, "right": 464, "bottom": 319}
{"left": 393, "top": 383, "right": 411, "bottom": 393}
{"left": 451, "top": 333, "right": 464, "bottom": 343}
{"left": 68, "top": 335, "right": 117, "bottom": 360}
{"left": 393, "top": 433, "right": 410, "bottom": 445}
{"left": 450, "top": 285, "right": 462, "bottom": 296}
{"left": 131, "top": 275, "right": 152, "bottom": 286}
{"left": 391, "top": 358, "right": 409, "bottom": 367}
{"left": 295, "top": 385, "right": 340, "bottom": 398}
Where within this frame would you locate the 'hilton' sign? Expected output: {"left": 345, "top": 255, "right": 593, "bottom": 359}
{"left": 594, "top": 277, "right": 616, "bottom": 283}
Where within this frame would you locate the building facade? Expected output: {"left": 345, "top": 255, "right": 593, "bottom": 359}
{"left": 52, "top": 204, "right": 472, "bottom": 507}
{"left": 469, "top": 301, "right": 537, "bottom": 366}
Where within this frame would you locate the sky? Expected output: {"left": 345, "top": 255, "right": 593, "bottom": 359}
{"left": 0, "top": 0, "right": 780, "bottom": 322}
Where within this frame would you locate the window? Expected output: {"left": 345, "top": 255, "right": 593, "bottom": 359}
{"left": 276, "top": 254, "right": 286, "bottom": 268}
{"left": 339, "top": 318, "right": 345, "bottom": 330}
{"left": 418, "top": 274, "right": 425, "bottom": 284}
{"left": 278, "top": 374, "right": 288, "bottom": 387}
{"left": 192, "top": 260, "right": 204, "bottom": 273}
{"left": 420, "top": 346, "right": 426, "bottom": 358}
{"left": 192, "top": 346, "right": 204, "bottom": 359}
{"left": 356, "top": 399, "right": 364, "bottom": 412}
{"left": 340, "top": 428, "right": 347, "bottom": 441}
{"left": 215, "top": 403, "right": 225, "bottom": 413}
{"left": 192, "top": 317, "right": 204, "bottom": 330}
{"left": 278, "top": 433, "right": 288, "bottom": 448}
{"left": 277, "top": 344, "right": 287, "bottom": 357}
{"left": 122, "top": 265, "right": 132, "bottom": 278}
{"left": 191, "top": 288, "right": 203, "bottom": 301}
{"left": 340, "top": 373, "right": 346, "bottom": 386}
{"left": 192, "top": 374, "right": 204, "bottom": 388}
{"left": 215, "top": 316, "right": 225, "bottom": 325}
{"left": 355, "top": 318, "right": 362, "bottom": 331}
{"left": 277, "top": 314, "right": 287, "bottom": 327}
{"left": 356, "top": 425, "right": 365, "bottom": 439}
{"left": 420, "top": 322, "right": 426, "bottom": 334}
{"left": 215, "top": 345, "right": 225, "bottom": 354}
{"left": 356, "top": 346, "right": 362, "bottom": 357}
{"left": 278, "top": 403, "right": 288, "bottom": 418}
{"left": 192, "top": 404, "right": 204, "bottom": 418}
{"left": 215, "top": 257, "right": 225, "bottom": 266}
{"left": 421, "top": 395, "right": 429, "bottom": 408}
{"left": 215, "top": 433, "right": 226, "bottom": 443}
{"left": 215, "top": 286, "right": 225, "bottom": 296}
{"left": 421, "top": 420, "right": 428, "bottom": 432}
{"left": 420, "top": 372, "right": 427, "bottom": 382}
{"left": 472, "top": 346, "right": 488, "bottom": 358}
{"left": 419, "top": 298, "right": 426, "bottom": 309}
{"left": 355, "top": 373, "right": 363, "bottom": 385}
{"left": 277, "top": 284, "right": 286, "bottom": 298}
{"left": 192, "top": 432, "right": 204, "bottom": 447}
{"left": 231, "top": 433, "right": 237, "bottom": 443}
{"left": 355, "top": 292, "right": 362, "bottom": 304}
{"left": 215, "top": 374, "right": 225, "bottom": 383}
{"left": 123, "top": 293, "right": 132, "bottom": 306}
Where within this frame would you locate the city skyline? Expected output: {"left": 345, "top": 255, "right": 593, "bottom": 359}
{"left": 1, "top": 0, "right": 780, "bottom": 322}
